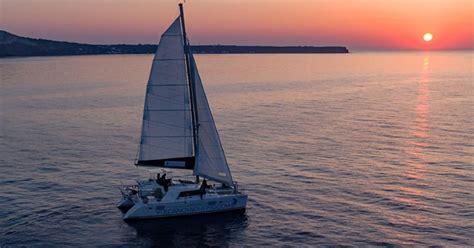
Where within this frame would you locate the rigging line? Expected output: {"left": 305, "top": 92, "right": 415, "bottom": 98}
{"left": 146, "top": 89, "right": 188, "bottom": 99}
{"left": 143, "top": 145, "right": 192, "bottom": 154}
{"left": 144, "top": 135, "right": 194, "bottom": 138}
{"left": 147, "top": 87, "right": 186, "bottom": 95}
{"left": 148, "top": 85, "right": 185, "bottom": 92}
{"left": 148, "top": 83, "right": 186, "bottom": 89}
{"left": 141, "top": 143, "right": 191, "bottom": 154}
{"left": 144, "top": 115, "right": 190, "bottom": 125}
{"left": 146, "top": 95, "right": 186, "bottom": 104}
{"left": 136, "top": 164, "right": 139, "bottom": 182}
{"left": 148, "top": 84, "right": 188, "bottom": 86}
{"left": 147, "top": 83, "right": 186, "bottom": 90}
{"left": 144, "top": 120, "right": 190, "bottom": 130}
{"left": 179, "top": 3, "right": 199, "bottom": 157}
{"left": 146, "top": 92, "right": 152, "bottom": 161}
{"left": 136, "top": 74, "right": 150, "bottom": 163}
{"left": 153, "top": 58, "right": 185, "bottom": 61}
{"left": 145, "top": 95, "right": 188, "bottom": 106}
{"left": 146, "top": 109, "right": 192, "bottom": 111}
{"left": 161, "top": 34, "right": 183, "bottom": 37}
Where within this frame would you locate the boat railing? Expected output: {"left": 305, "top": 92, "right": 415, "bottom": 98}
{"left": 233, "top": 181, "right": 246, "bottom": 194}
{"left": 119, "top": 182, "right": 139, "bottom": 198}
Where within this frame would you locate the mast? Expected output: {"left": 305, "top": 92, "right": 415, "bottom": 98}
{"left": 179, "top": 4, "right": 200, "bottom": 182}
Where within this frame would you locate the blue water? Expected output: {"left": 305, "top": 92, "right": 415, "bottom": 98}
{"left": 1, "top": 52, "right": 473, "bottom": 247}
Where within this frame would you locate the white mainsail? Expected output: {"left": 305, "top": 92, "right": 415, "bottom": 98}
{"left": 137, "top": 17, "right": 194, "bottom": 167}
{"left": 137, "top": 12, "right": 235, "bottom": 185}
{"left": 190, "top": 54, "right": 234, "bottom": 186}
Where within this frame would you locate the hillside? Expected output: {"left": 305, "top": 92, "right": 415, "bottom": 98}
{"left": 0, "top": 30, "right": 349, "bottom": 57}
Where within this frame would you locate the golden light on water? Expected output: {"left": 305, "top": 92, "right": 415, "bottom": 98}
{"left": 423, "top": 33, "right": 433, "bottom": 42}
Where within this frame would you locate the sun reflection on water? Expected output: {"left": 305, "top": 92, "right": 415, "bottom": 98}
{"left": 405, "top": 54, "right": 432, "bottom": 181}
{"left": 382, "top": 55, "right": 436, "bottom": 239}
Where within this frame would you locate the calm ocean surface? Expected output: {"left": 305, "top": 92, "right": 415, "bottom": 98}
{"left": 1, "top": 52, "right": 473, "bottom": 247}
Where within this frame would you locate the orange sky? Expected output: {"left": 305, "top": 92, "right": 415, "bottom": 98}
{"left": 1, "top": 0, "right": 472, "bottom": 50}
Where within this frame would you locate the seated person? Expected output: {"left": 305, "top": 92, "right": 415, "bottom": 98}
{"left": 156, "top": 173, "right": 161, "bottom": 184}
{"left": 157, "top": 173, "right": 166, "bottom": 186}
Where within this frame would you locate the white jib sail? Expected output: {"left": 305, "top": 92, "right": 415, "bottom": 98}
{"left": 137, "top": 17, "right": 194, "bottom": 165}
{"left": 191, "top": 54, "right": 234, "bottom": 185}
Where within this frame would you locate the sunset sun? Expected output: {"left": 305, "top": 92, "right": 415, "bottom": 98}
{"left": 423, "top": 33, "right": 433, "bottom": 42}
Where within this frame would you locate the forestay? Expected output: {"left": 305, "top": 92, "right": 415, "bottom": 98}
{"left": 137, "top": 17, "right": 194, "bottom": 168}
{"left": 190, "top": 54, "right": 234, "bottom": 186}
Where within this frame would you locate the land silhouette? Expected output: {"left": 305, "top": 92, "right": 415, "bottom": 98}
{"left": 0, "top": 30, "right": 349, "bottom": 57}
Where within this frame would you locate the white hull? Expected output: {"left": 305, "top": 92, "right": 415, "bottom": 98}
{"left": 123, "top": 193, "right": 247, "bottom": 220}
{"left": 119, "top": 179, "right": 247, "bottom": 220}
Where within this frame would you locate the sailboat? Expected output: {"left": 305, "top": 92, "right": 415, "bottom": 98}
{"left": 117, "top": 4, "right": 248, "bottom": 220}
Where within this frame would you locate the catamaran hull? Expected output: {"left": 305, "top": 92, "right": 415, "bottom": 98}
{"left": 117, "top": 197, "right": 135, "bottom": 210}
{"left": 123, "top": 194, "right": 247, "bottom": 220}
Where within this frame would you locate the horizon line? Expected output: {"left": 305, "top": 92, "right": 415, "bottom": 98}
{"left": 1, "top": 29, "right": 473, "bottom": 52}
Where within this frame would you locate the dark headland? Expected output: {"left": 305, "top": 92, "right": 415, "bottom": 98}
{"left": 0, "top": 30, "right": 349, "bottom": 58}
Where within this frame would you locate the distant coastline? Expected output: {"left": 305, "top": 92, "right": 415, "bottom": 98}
{"left": 0, "top": 30, "right": 349, "bottom": 58}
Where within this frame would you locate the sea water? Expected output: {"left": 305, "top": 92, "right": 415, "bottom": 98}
{"left": 1, "top": 52, "right": 473, "bottom": 246}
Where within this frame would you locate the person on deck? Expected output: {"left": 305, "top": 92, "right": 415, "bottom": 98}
{"left": 161, "top": 173, "right": 166, "bottom": 183}
{"left": 156, "top": 173, "right": 161, "bottom": 184}
{"left": 199, "top": 179, "right": 208, "bottom": 199}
